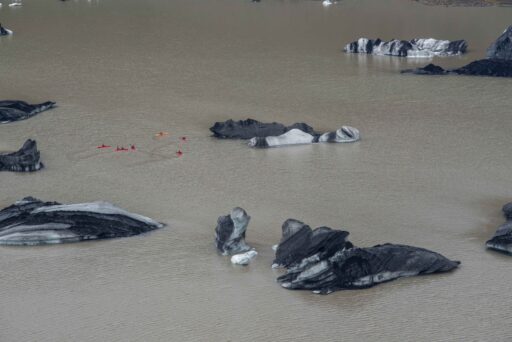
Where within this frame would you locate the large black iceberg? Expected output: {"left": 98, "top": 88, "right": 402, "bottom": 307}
{"left": 210, "top": 119, "right": 316, "bottom": 139}
{"left": 273, "top": 219, "right": 459, "bottom": 293}
{"left": 277, "top": 243, "right": 460, "bottom": 294}
{"left": 487, "top": 25, "right": 512, "bottom": 60}
{"left": 403, "top": 25, "right": 512, "bottom": 77}
{"left": 214, "top": 207, "right": 252, "bottom": 255}
{"left": 486, "top": 202, "right": 512, "bottom": 254}
{"left": 0, "top": 100, "right": 56, "bottom": 124}
{"left": 344, "top": 38, "right": 467, "bottom": 57}
{"left": 0, "top": 139, "right": 43, "bottom": 172}
{"left": 0, "top": 197, "right": 164, "bottom": 245}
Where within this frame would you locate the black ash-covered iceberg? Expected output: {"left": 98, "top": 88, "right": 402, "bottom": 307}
{"left": 215, "top": 207, "right": 252, "bottom": 255}
{"left": 210, "top": 119, "right": 316, "bottom": 139}
{"left": 0, "top": 100, "right": 56, "bottom": 124}
{"left": 0, "top": 197, "right": 164, "bottom": 245}
{"left": 487, "top": 25, "right": 512, "bottom": 60}
{"left": 486, "top": 202, "right": 512, "bottom": 254}
{"left": 0, "top": 139, "right": 43, "bottom": 172}
{"left": 0, "top": 23, "right": 13, "bottom": 36}
{"left": 277, "top": 243, "right": 460, "bottom": 294}
{"left": 344, "top": 38, "right": 467, "bottom": 57}
{"left": 273, "top": 218, "right": 460, "bottom": 293}
{"left": 272, "top": 219, "right": 353, "bottom": 268}
{"left": 403, "top": 25, "right": 512, "bottom": 77}
{"left": 210, "top": 119, "right": 360, "bottom": 148}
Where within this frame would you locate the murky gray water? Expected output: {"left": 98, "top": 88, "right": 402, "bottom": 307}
{"left": 1, "top": 0, "right": 512, "bottom": 341}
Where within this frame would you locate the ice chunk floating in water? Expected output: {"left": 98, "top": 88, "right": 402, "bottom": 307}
{"left": 272, "top": 218, "right": 459, "bottom": 293}
{"left": 215, "top": 207, "right": 252, "bottom": 255}
{"left": 248, "top": 126, "right": 360, "bottom": 148}
{"left": 0, "top": 197, "right": 165, "bottom": 245}
{"left": 0, "top": 23, "right": 13, "bottom": 36}
{"left": 344, "top": 37, "right": 467, "bottom": 57}
{"left": 210, "top": 118, "right": 359, "bottom": 148}
{"left": 277, "top": 243, "right": 460, "bottom": 294}
{"left": 0, "top": 100, "right": 56, "bottom": 124}
{"left": 0, "top": 139, "right": 43, "bottom": 172}
{"left": 486, "top": 202, "right": 512, "bottom": 254}
{"left": 272, "top": 219, "right": 353, "bottom": 269}
{"left": 402, "top": 26, "right": 512, "bottom": 78}
{"left": 487, "top": 25, "right": 512, "bottom": 60}
{"left": 231, "top": 250, "right": 258, "bottom": 265}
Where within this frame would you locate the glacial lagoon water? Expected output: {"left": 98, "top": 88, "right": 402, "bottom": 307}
{"left": 0, "top": 0, "right": 511, "bottom": 340}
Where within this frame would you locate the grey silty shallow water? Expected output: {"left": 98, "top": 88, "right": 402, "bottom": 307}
{"left": 0, "top": 0, "right": 512, "bottom": 341}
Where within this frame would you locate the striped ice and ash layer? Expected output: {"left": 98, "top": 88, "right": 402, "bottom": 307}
{"left": 0, "top": 100, "right": 56, "bottom": 124}
{"left": 248, "top": 126, "right": 360, "bottom": 148}
{"left": 0, "top": 139, "right": 43, "bottom": 172}
{"left": 0, "top": 197, "right": 164, "bottom": 245}
{"left": 214, "top": 207, "right": 252, "bottom": 255}
{"left": 0, "top": 26, "right": 13, "bottom": 35}
{"left": 277, "top": 244, "right": 460, "bottom": 294}
{"left": 487, "top": 25, "right": 512, "bottom": 60}
{"left": 486, "top": 202, "right": 512, "bottom": 254}
{"left": 344, "top": 37, "right": 467, "bottom": 58}
{"left": 272, "top": 219, "right": 353, "bottom": 268}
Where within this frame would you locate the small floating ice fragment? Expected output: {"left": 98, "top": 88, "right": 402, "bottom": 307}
{"left": 231, "top": 250, "right": 258, "bottom": 265}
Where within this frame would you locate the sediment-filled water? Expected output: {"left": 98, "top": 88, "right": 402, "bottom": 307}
{"left": 1, "top": 0, "right": 511, "bottom": 340}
